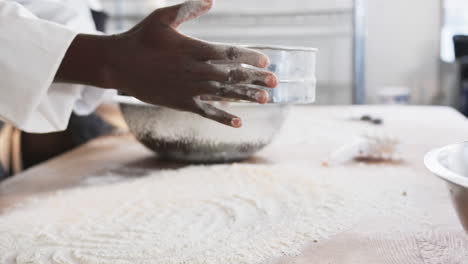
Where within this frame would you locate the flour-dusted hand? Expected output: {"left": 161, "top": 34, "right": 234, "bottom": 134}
{"left": 57, "top": 0, "right": 277, "bottom": 128}
{"left": 111, "top": 0, "right": 277, "bottom": 127}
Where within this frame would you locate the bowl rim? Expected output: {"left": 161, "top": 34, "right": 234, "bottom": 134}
{"left": 424, "top": 143, "right": 468, "bottom": 188}
{"left": 241, "top": 44, "right": 318, "bottom": 52}
{"left": 114, "top": 95, "right": 291, "bottom": 107}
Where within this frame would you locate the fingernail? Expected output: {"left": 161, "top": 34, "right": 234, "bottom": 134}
{"left": 260, "top": 56, "right": 270, "bottom": 68}
{"left": 202, "top": 0, "right": 213, "bottom": 8}
{"left": 255, "top": 91, "right": 268, "bottom": 104}
{"left": 265, "top": 75, "right": 277, "bottom": 88}
{"left": 231, "top": 118, "right": 242, "bottom": 128}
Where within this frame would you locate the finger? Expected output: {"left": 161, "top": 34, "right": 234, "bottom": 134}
{"left": 199, "top": 95, "right": 239, "bottom": 102}
{"left": 194, "top": 63, "right": 277, "bottom": 87}
{"left": 193, "top": 98, "right": 242, "bottom": 128}
{"left": 159, "top": 0, "right": 213, "bottom": 28}
{"left": 188, "top": 63, "right": 229, "bottom": 82}
{"left": 224, "top": 66, "right": 277, "bottom": 88}
{"left": 199, "top": 95, "right": 223, "bottom": 101}
{"left": 198, "top": 96, "right": 234, "bottom": 110}
{"left": 222, "top": 86, "right": 269, "bottom": 104}
{"left": 200, "top": 82, "right": 270, "bottom": 104}
{"left": 196, "top": 43, "right": 270, "bottom": 68}
{"left": 187, "top": 63, "right": 277, "bottom": 87}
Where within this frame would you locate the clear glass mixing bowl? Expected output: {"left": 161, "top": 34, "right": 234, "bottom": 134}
{"left": 244, "top": 45, "right": 317, "bottom": 104}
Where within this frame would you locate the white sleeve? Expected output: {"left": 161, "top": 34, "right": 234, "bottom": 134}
{"left": 19, "top": 0, "right": 117, "bottom": 119}
{"left": 0, "top": 0, "right": 115, "bottom": 133}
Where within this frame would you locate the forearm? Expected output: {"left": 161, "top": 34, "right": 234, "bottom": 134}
{"left": 55, "top": 34, "right": 114, "bottom": 89}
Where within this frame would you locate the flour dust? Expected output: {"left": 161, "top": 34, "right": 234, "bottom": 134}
{"left": 0, "top": 164, "right": 408, "bottom": 264}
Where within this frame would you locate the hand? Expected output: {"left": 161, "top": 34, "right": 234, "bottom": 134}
{"left": 57, "top": 0, "right": 277, "bottom": 128}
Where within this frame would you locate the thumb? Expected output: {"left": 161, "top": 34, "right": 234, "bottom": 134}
{"left": 159, "top": 0, "right": 214, "bottom": 28}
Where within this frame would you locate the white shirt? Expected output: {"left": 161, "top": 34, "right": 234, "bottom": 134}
{"left": 0, "top": 0, "right": 114, "bottom": 133}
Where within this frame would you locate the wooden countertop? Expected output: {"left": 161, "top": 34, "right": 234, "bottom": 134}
{"left": 1, "top": 105, "right": 468, "bottom": 263}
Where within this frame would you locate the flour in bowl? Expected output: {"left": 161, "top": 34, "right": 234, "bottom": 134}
{"left": 0, "top": 164, "right": 362, "bottom": 264}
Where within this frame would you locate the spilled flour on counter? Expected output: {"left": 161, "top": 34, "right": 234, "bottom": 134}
{"left": 0, "top": 164, "right": 403, "bottom": 264}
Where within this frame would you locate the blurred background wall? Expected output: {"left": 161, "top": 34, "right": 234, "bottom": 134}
{"left": 366, "top": 0, "right": 441, "bottom": 104}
